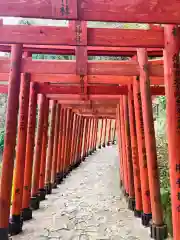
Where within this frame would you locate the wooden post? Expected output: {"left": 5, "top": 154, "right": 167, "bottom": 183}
{"left": 116, "top": 105, "right": 124, "bottom": 188}
{"left": 9, "top": 73, "right": 30, "bottom": 235}
{"left": 138, "top": 48, "right": 167, "bottom": 239}
{"left": 38, "top": 98, "right": 49, "bottom": 201}
{"left": 93, "top": 118, "right": 98, "bottom": 151}
{"left": 70, "top": 113, "right": 77, "bottom": 166}
{"left": 45, "top": 100, "right": 56, "bottom": 194}
{"left": 133, "top": 76, "right": 152, "bottom": 224}
{"left": 65, "top": 110, "right": 74, "bottom": 172}
{"left": 31, "top": 94, "right": 45, "bottom": 209}
{"left": 128, "top": 84, "right": 143, "bottom": 216}
{"left": 86, "top": 117, "right": 91, "bottom": 156}
{"left": 0, "top": 44, "right": 23, "bottom": 240}
{"left": 107, "top": 119, "right": 112, "bottom": 146}
{"left": 77, "top": 117, "right": 84, "bottom": 164}
{"left": 90, "top": 118, "right": 95, "bottom": 154}
{"left": 22, "top": 82, "right": 37, "bottom": 220}
{"left": 81, "top": 117, "right": 87, "bottom": 161}
{"left": 69, "top": 113, "right": 76, "bottom": 167}
{"left": 62, "top": 109, "right": 69, "bottom": 176}
{"left": 123, "top": 96, "right": 135, "bottom": 210}
{"left": 163, "top": 25, "right": 180, "bottom": 239}
{"left": 119, "top": 99, "right": 129, "bottom": 197}
{"left": 56, "top": 108, "right": 64, "bottom": 184}
{"left": 102, "top": 118, "right": 107, "bottom": 147}
{"left": 61, "top": 108, "right": 68, "bottom": 176}
{"left": 82, "top": 118, "right": 89, "bottom": 159}
{"left": 51, "top": 104, "right": 61, "bottom": 188}
{"left": 112, "top": 120, "right": 116, "bottom": 144}
{"left": 99, "top": 118, "right": 103, "bottom": 148}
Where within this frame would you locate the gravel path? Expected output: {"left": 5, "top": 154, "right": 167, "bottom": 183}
{"left": 12, "top": 145, "right": 151, "bottom": 240}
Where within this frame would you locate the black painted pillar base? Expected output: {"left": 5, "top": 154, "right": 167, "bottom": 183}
{"left": 56, "top": 172, "right": 63, "bottom": 184}
{"left": 22, "top": 207, "right": 32, "bottom": 221}
{"left": 30, "top": 195, "right": 40, "bottom": 210}
{"left": 52, "top": 182, "right": 57, "bottom": 189}
{"left": 0, "top": 228, "right": 9, "bottom": 240}
{"left": 38, "top": 188, "right": 46, "bottom": 201}
{"left": 45, "top": 183, "right": 52, "bottom": 195}
{"left": 82, "top": 156, "right": 86, "bottom": 161}
{"left": 141, "top": 213, "right": 152, "bottom": 227}
{"left": 128, "top": 197, "right": 136, "bottom": 211}
{"left": 134, "top": 209, "right": 142, "bottom": 218}
{"left": 150, "top": 223, "right": 168, "bottom": 240}
{"left": 120, "top": 179, "right": 123, "bottom": 188}
{"left": 9, "top": 214, "right": 23, "bottom": 236}
{"left": 102, "top": 143, "right": 106, "bottom": 148}
{"left": 112, "top": 140, "right": 116, "bottom": 145}
{"left": 107, "top": 142, "right": 110, "bottom": 146}
{"left": 98, "top": 145, "right": 101, "bottom": 149}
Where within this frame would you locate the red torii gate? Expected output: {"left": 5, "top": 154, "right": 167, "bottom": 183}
{"left": 0, "top": 2, "right": 179, "bottom": 240}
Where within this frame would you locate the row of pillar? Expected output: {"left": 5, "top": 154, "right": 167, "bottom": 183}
{"left": 116, "top": 25, "right": 180, "bottom": 240}
{"left": 0, "top": 45, "right": 116, "bottom": 239}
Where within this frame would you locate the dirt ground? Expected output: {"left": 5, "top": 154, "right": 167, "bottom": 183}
{"left": 12, "top": 145, "right": 151, "bottom": 240}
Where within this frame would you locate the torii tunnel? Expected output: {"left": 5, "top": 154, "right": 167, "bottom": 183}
{"left": 0, "top": 1, "right": 180, "bottom": 239}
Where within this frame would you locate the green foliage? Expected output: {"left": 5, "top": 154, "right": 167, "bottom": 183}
{"left": 0, "top": 130, "right": 5, "bottom": 154}
{"left": 154, "top": 96, "right": 172, "bottom": 236}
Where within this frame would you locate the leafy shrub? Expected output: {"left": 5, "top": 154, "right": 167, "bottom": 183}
{"left": 0, "top": 130, "right": 5, "bottom": 154}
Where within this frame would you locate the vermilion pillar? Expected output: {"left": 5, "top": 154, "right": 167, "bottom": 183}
{"left": 66, "top": 110, "right": 74, "bottom": 172}
{"left": 164, "top": 25, "right": 180, "bottom": 240}
{"left": 138, "top": 48, "right": 167, "bottom": 239}
{"left": 82, "top": 118, "right": 89, "bottom": 159}
{"left": 31, "top": 94, "right": 45, "bottom": 209}
{"left": 107, "top": 119, "right": 112, "bottom": 146}
{"left": 90, "top": 118, "right": 95, "bottom": 154}
{"left": 22, "top": 83, "right": 37, "bottom": 220}
{"left": 116, "top": 106, "right": 124, "bottom": 188}
{"left": 86, "top": 117, "right": 91, "bottom": 156}
{"left": 119, "top": 99, "right": 129, "bottom": 196}
{"left": 45, "top": 100, "right": 56, "bottom": 194}
{"left": 133, "top": 76, "right": 152, "bottom": 225}
{"left": 69, "top": 113, "right": 76, "bottom": 167}
{"left": 93, "top": 118, "right": 98, "bottom": 151}
{"left": 81, "top": 117, "right": 87, "bottom": 161}
{"left": 63, "top": 109, "right": 69, "bottom": 174}
{"left": 74, "top": 115, "right": 82, "bottom": 165}
{"left": 10, "top": 73, "right": 30, "bottom": 235}
{"left": 56, "top": 108, "right": 64, "bottom": 184}
{"left": 51, "top": 104, "right": 61, "bottom": 188}
{"left": 38, "top": 98, "right": 49, "bottom": 200}
{"left": 98, "top": 118, "right": 103, "bottom": 148}
{"left": 66, "top": 109, "right": 74, "bottom": 173}
{"left": 62, "top": 109, "right": 69, "bottom": 174}
{"left": 77, "top": 117, "right": 84, "bottom": 164}
{"left": 102, "top": 118, "right": 107, "bottom": 147}
{"left": 128, "top": 85, "right": 143, "bottom": 216}
{"left": 123, "top": 96, "right": 135, "bottom": 208}
{"left": 112, "top": 120, "right": 116, "bottom": 144}
{"left": 0, "top": 44, "right": 23, "bottom": 240}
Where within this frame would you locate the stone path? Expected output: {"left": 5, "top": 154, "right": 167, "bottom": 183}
{"left": 12, "top": 145, "right": 151, "bottom": 240}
